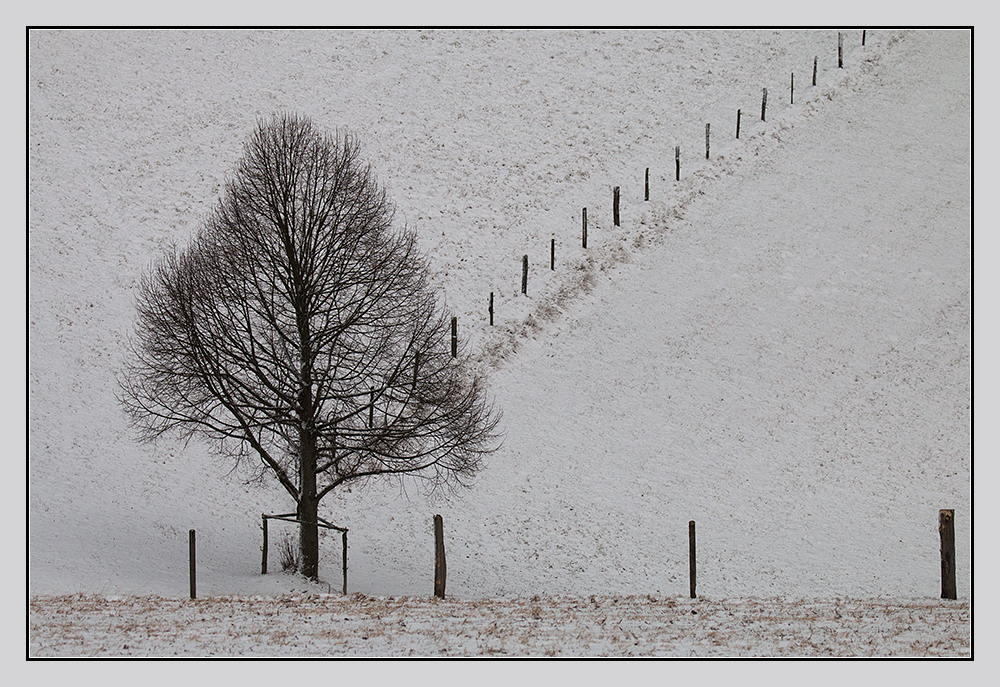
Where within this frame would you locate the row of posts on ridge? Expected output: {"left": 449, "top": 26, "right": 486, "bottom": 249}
{"left": 469, "top": 33, "right": 863, "bottom": 343}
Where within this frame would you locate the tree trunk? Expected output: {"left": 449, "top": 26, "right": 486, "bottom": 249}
{"left": 299, "top": 495, "right": 320, "bottom": 580}
{"left": 297, "top": 303, "right": 321, "bottom": 580}
{"left": 298, "top": 346, "right": 320, "bottom": 580}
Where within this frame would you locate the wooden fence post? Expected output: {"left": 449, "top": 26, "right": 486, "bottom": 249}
{"left": 705, "top": 123, "right": 710, "bottom": 159}
{"left": 675, "top": 146, "right": 680, "bottom": 181}
{"left": 939, "top": 509, "right": 957, "bottom": 599}
{"left": 688, "top": 521, "right": 696, "bottom": 599}
{"left": 189, "top": 529, "right": 197, "bottom": 599}
{"left": 813, "top": 56, "right": 818, "bottom": 86}
{"left": 613, "top": 186, "right": 620, "bottom": 226}
{"left": 644, "top": 168, "right": 649, "bottom": 201}
{"left": 838, "top": 32, "right": 843, "bottom": 68}
{"left": 342, "top": 530, "right": 348, "bottom": 596}
{"left": 434, "top": 514, "right": 447, "bottom": 599}
{"left": 521, "top": 255, "right": 528, "bottom": 295}
{"left": 790, "top": 72, "right": 794, "bottom": 104}
{"left": 451, "top": 316, "right": 457, "bottom": 357}
{"left": 862, "top": 30, "right": 866, "bottom": 46}
{"left": 582, "top": 207, "right": 588, "bottom": 248}
{"left": 550, "top": 238, "right": 555, "bottom": 270}
{"left": 736, "top": 109, "right": 741, "bottom": 139}
{"left": 261, "top": 515, "right": 268, "bottom": 574}
{"left": 489, "top": 292, "right": 494, "bottom": 326}
{"left": 761, "top": 87, "right": 767, "bottom": 121}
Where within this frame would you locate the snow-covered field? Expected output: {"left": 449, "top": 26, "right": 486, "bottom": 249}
{"left": 28, "top": 29, "right": 971, "bottom": 657}
{"left": 29, "top": 593, "right": 969, "bottom": 657}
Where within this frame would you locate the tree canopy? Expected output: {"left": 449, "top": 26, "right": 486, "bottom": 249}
{"left": 120, "top": 113, "right": 501, "bottom": 579}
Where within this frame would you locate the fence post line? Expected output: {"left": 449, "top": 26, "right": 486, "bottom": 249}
{"left": 675, "top": 146, "right": 680, "bottom": 181}
{"left": 613, "top": 186, "right": 620, "bottom": 226}
{"left": 644, "top": 167, "right": 650, "bottom": 201}
{"left": 261, "top": 515, "right": 268, "bottom": 575}
{"left": 521, "top": 255, "right": 528, "bottom": 294}
{"left": 790, "top": 72, "right": 794, "bottom": 104}
{"left": 813, "top": 56, "right": 818, "bottom": 86}
{"left": 582, "top": 207, "right": 588, "bottom": 248}
{"left": 688, "top": 521, "right": 696, "bottom": 599}
{"left": 761, "top": 87, "right": 768, "bottom": 121}
{"left": 736, "top": 109, "right": 741, "bottom": 139}
{"left": 434, "top": 514, "right": 447, "bottom": 599}
{"left": 550, "top": 238, "right": 555, "bottom": 270}
{"left": 862, "top": 30, "right": 867, "bottom": 46}
{"left": 189, "top": 529, "right": 197, "bottom": 600}
{"left": 705, "top": 123, "right": 710, "bottom": 159}
{"left": 939, "top": 509, "right": 957, "bottom": 599}
{"left": 838, "top": 32, "right": 843, "bottom": 68}
{"left": 489, "top": 291, "right": 494, "bottom": 326}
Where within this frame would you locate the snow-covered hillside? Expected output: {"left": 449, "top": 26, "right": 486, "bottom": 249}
{"left": 29, "top": 29, "right": 970, "bottom": 605}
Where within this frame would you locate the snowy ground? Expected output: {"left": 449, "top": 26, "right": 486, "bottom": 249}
{"left": 28, "top": 29, "right": 972, "bottom": 657}
{"left": 29, "top": 593, "right": 970, "bottom": 657}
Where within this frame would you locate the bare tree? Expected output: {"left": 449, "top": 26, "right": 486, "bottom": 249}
{"left": 120, "top": 114, "right": 502, "bottom": 580}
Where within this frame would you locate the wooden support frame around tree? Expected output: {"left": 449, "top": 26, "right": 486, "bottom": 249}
{"left": 262, "top": 512, "right": 349, "bottom": 595}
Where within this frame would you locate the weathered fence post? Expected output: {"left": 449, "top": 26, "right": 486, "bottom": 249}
{"left": 261, "top": 515, "right": 268, "bottom": 574}
{"left": 644, "top": 167, "right": 649, "bottom": 201}
{"left": 761, "top": 87, "right": 768, "bottom": 122}
{"left": 613, "top": 186, "right": 620, "bottom": 226}
{"left": 939, "top": 509, "right": 957, "bottom": 599}
{"left": 451, "top": 316, "right": 457, "bottom": 357}
{"left": 434, "top": 514, "right": 446, "bottom": 599}
{"left": 862, "top": 30, "right": 866, "bottom": 46}
{"left": 550, "top": 238, "right": 555, "bottom": 270}
{"left": 489, "top": 292, "right": 494, "bottom": 326}
{"left": 838, "top": 32, "right": 843, "bottom": 68}
{"left": 705, "top": 123, "right": 710, "bottom": 159}
{"left": 342, "top": 530, "right": 348, "bottom": 595}
{"left": 582, "top": 207, "right": 588, "bottom": 248}
{"left": 790, "top": 72, "right": 794, "bottom": 104}
{"left": 521, "top": 255, "right": 528, "bottom": 295}
{"left": 688, "top": 521, "right": 696, "bottom": 599}
{"left": 736, "top": 108, "right": 741, "bottom": 139}
{"left": 675, "top": 146, "right": 680, "bottom": 181}
{"left": 813, "top": 56, "right": 818, "bottom": 86}
{"left": 189, "top": 529, "right": 197, "bottom": 600}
